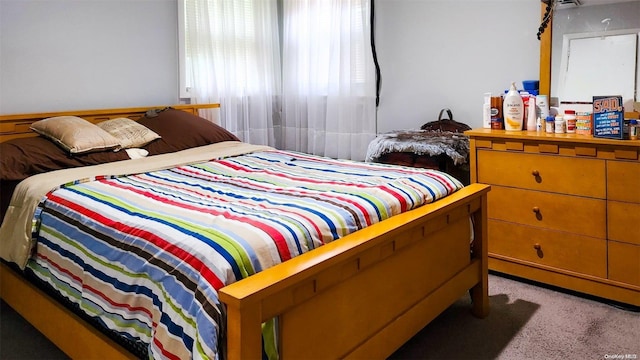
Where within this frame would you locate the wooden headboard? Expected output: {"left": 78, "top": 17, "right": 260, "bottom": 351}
{"left": 0, "top": 104, "right": 220, "bottom": 143}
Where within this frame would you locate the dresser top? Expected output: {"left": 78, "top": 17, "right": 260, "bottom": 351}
{"left": 465, "top": 129, "right": 640, "bottom": 148}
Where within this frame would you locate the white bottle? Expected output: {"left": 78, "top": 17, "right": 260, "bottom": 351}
{"left": 483, "top": 93, "right": 492, "bottom": 128}
{"left": 503, "top": 82, "right": 524, "bottom": 131}
{"left": 555, "top": 114, "right": 565, "bottom": 133}
{"left": 527, "top": 96, "right": 537, "bottom": 131}
{"left": 536, "top": 95, "right": 549, "bottom": 120}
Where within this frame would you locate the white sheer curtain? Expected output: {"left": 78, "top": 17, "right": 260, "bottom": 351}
{"left": 184, "top": 0, "right": 282, "bottom": 146}
{"left": 281, "top": 0, "right": 377, "bottom": 161}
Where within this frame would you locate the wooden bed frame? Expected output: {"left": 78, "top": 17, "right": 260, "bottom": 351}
{"left": 0, "top": 105, "right": 490, "bottom": 360}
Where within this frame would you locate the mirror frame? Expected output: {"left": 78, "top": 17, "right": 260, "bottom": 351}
{"left": 539, "top": 2, "right": 638, "bottom": 118}
{"left": 539, "top": 2, "right": 552, "bottom": 98}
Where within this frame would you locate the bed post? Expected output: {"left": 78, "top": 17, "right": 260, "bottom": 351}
{"left": 224, "top": 297, "right": 263, "bottom": 360}
{"left": 470, "top": 191, "right": 489, "bottom": 318}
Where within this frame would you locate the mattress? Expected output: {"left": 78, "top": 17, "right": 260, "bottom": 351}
{"left": 3, "top": 143, "right": 464, "bottom": 359}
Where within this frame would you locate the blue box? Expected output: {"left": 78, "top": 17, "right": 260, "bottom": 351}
{"left": 522, "top": 80, "right": 539, "bottom": 91}
{"left": 593, "top": 95, "right": 624, "bottom": 139}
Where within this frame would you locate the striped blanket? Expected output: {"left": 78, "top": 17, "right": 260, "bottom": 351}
{"left": 26, "top": 149, "right": 463, "bottom": 359}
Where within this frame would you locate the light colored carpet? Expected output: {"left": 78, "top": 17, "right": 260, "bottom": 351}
{"left": 390, "top": 273, "right": 640, "bottom": 360}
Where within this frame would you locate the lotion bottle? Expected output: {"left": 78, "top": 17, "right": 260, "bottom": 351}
{"left": 503, "top": 82, "right": 524, "bottom": 131}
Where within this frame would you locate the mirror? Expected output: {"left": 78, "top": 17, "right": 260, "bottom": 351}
{"left": 539, "top": 0, "right": 640, "bottom": 113}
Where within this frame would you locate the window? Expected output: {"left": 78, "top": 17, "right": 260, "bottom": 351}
{"left": 178, "top": 0, "right": 371, "bottom": 98}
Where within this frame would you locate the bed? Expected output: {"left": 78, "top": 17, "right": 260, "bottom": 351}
{"left": 0, "top": 104, "right": 490, "bottom": 360}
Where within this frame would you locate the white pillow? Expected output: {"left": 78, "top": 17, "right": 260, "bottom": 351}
{"left": 97, "top": 117, "right": 161, "bottom": 149}
{"left": 30, "top": 116, "right": 121, "bottom": 154}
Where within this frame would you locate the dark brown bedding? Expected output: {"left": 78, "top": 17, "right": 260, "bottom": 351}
{"left": 0, "top": 107, "right": 240, "bottom": 220}
{"left": 137, "top": 108, "right": 239, "bottom": 155}
{"left": 0, "top": 136, "right": 130, "bottom": 219}
{"left": 0, "top": 136, "right": 129, "bottom": 182}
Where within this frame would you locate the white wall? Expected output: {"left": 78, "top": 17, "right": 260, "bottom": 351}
{"left": 0, "top": 0, "right": 541, "bottom": 131}
{"left": 375, "top": 0, "right": 541, "bottom": 131}
{"left": 0, "top": 0, "right": 179, "bottom": 114}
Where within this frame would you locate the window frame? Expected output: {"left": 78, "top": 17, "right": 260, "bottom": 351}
{"left": 177, "top": 0, "right": 191, "bottom": 99}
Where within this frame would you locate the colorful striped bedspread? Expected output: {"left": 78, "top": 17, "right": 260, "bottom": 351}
{"left": 26, "top": 149, "right": 463, "bottom": 359}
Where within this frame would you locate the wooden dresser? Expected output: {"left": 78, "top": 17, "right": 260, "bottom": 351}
{"left": 465, "top": 129, "right": 640, "bottom": 306}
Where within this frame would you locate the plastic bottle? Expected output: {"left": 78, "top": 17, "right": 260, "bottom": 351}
{"left": 536, "top": 95, "right": 549, "bottom": 121}
{"left": 527, "top": 97, "right": 537, "bottom": 131}
{"left": 555, "top": 114, "right": 565, "bottom": 134}
{"left": 545, "top": 115, "right": 555, "bottom": 133}
{"left": 483, "top": 93, "right": 491, "bottom": 128}
{"left": 564, "top": 110, "right": 576, "bottom": 134}
{"left": 630, "top": 119, "right": 639, "bottom": 140}
{"left": 491, "top": 96, "right": 503, "bottom": 129}
{"left": 521, "top": 91, "right": 531, "bottom": 129}
{"left": 503, "top": 82, "right": 524, "bottom": 131}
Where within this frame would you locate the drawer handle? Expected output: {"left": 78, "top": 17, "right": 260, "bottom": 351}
{"left": 532, "top": 206, "right": 540, "bottom": 213}
{"left": 533, "top": 243, "right": 544, "bottom": 258}
{"left": 532, "top": 170, "right": 540, "bottom": 176}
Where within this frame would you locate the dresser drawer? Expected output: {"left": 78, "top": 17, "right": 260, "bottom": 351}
{"left": 477, "top": 150, "right": 605, "bottom": 198}
{"left": 608, "top": 241, "right": 640, "bottom": 287}
{"left": 607, "top": 161, "right": 640, "bottom": 203}
{"left": 488, "top": 220, "right": 607, "bottom": 278}
{"left": 608, "top": 201, "right": 640, "bottom": 245}
{"left": 487, "top": 186, "right": 606, "bottom": 239}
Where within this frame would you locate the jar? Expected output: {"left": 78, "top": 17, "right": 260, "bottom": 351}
{"left": 555, "top": 115, "right": 565, "bottom": 134}
{"left": 564, "top": 110, "right": 576, "bottom": 133}
{"left": 545, "top": 115, "right": 555, "bottom": 133}
{"left": 630, "top": 119, "right": 639, "bottom": 140}
{"left": 490, "top": 96, "right": 503, "bottom": 129}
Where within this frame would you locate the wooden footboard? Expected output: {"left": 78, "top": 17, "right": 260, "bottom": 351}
{"left": 220, "top": 183, "right": 490, "bottom": 360}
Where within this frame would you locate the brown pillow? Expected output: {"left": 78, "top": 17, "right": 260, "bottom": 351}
{"left": 137, "top": 108, "right": 239, "bottom": 155}
{"left": 97, "top": 117, "right": 161, "bottom": 149}
{"left": 30, "top": 116, "right": 121, "bottom": 154}
{"left": 0, "top": 135, "right": 133, "bottom": 222}
{"left": 0, "top": 136, "right": 129, "bottom": 182}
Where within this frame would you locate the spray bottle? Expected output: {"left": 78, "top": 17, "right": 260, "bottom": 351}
{"left": 503, "top": 82, "right": 524, "bottom": 131}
